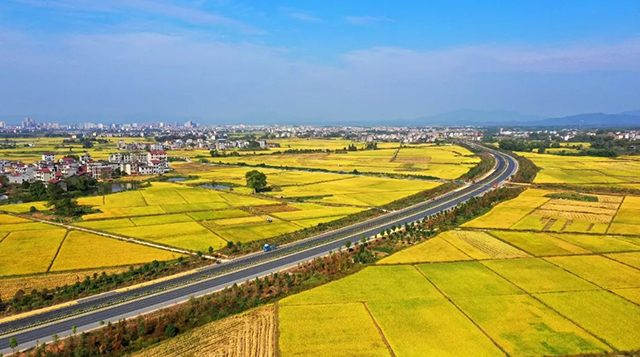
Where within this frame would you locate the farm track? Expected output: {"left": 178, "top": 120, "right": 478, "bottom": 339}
{"left": 0, "top": 145, "right": 518, "bottom": 355}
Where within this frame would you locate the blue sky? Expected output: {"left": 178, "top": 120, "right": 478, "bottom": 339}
{"left": 1, "top": 0, "right": 640, "bottom": 124}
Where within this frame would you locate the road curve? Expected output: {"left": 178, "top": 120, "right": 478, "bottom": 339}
{"left": 0, "top": 146, "right": 518, "bottom": 354}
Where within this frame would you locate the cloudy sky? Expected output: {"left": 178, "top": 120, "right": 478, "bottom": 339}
{"left": 1, "top": 0, "right": 640, "bottom": 124}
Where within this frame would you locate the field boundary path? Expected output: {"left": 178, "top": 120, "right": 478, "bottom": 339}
{"left": 6, "top": 214, "right": 216, "bottom": 260}
{"left": 0, "top": 145, "right": 518, "bottom": 355}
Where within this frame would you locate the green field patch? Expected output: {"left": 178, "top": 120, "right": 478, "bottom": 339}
{"left": 130, "top": 214, "right": 194, "bottom": 226}
{"left": 369, "top": 299, "right": 504, "bottom": 357}
{"left": 608, "top": 223, "right": 640, "bottom": 235}
{"left": 547, "top": 233, "right": 640, "bottom": 253}
{"left": 417, "top": 261, "right": 523, "bottom": 298}
{"left": 605, "top": 251, "right": 640, "bottom": 269}
{"left": 535, "top": 290, "right": 640, "bottom": 351}
{"left": 455, "top": 294, "right": 610, "bottom": 356}
{"left": 546, "top": 255, "right": 640, "bottom": 289}
{"left": 110, "top": 222, "right": 227, "bottom": 251}
{"left": 187, "top": 209, "right": 250, "bottom": 221}
{"left": 141, "top": 189, "right": 188, "bottom": 206}
{"left": 0, "top": 229, "right": 67, "bottom": 276}
{"left": 280, "top": 265, "right": 442, "bottom": 306}
{"left": 50, "top": 231, "right": 184, "bottom": 272}
{"left": 74, "top": 218, "right": 135, "bottom": 230}
{"left": 172, "top": 188, "right": 227, "bottom": 204}
{"left": 278, "top": 303, "right": 390, "bottom": 357}
{"left": 377, "top": 237, "right": 472, "bottom": 265}
{"left": 490, "top": 231, "right": 590, "bottom": 256}
{"left": 482, "top": 258, "right": 598, "bottom": 293}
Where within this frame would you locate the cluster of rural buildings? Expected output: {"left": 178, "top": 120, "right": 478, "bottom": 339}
{"left": 1, "top": 150, "right": 170, "bottom": 185}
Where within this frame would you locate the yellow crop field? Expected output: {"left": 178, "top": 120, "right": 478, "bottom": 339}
{"left": 377, "top": 237, "right": 472, "bottom": 264}
{"left": 455, "top": 294, "right": 610, "bottom": 356}
{"left": 462, "top": 189, "right": 551, "bottom": 229}
{"left": 74, "top": 218, "right": 136, "bottom": 230}
{"left": 271, "top": 203, "right": 363, "bottom": 221}
{"left": 482, "top": 258, "right": 598, "bottom": 293}
{"left": 211, "top": 215, "right": 268, "bottom": 226}
{"left": 489, "top": 231, "right": 590, "bottom": 256}
{"left": 50, "top": 231, "right": 185, "bottom": 274}
{"left": 440, "top": 230, "right": 529, "bottom": 259}
{"left": 82, "top": 205, "right": 166, "bottom": 220}
{"left": 609, "top": 196, "right": 640, "bottom": 235}
{"left": 110, "top": 221, "right": 228, "bottom": 251}
{"left": 0, "top": 201, "right": 48, "bottom": 213}
{"left": 210, "top": 144, "right": 477, "bottom": 179}
{"left": 368, "top": 299, "right": 504, "bottom": 357}
{"left": 0, "top": 267, "right": 129, "bottom": 300}
{"left": 280, "top": 266, "right": 442, "bottom": 306}
{"left": 212, "top": 221, "right": 302, "bottom": 243}
{"left": 535, "top": 290, "right": 640, "bottom": 351}
{"left": 278, "top": 303, "right": 390, "bottom": 357}
{"left": 612, "top": 288, "right": 640, "bottom": 305}
{"left": 519, "top": 152, "right": 640, "bottom": 185}
{"left": 186, "top": 209, "right": 250, "bottom": 221}
{"left": 0, "top": 214, "right": 30, "bottom": 224}
{"left": 130, "top": 214, "right": 194, "bottom": 226}
{"left": 547, "top": 233, "right": 640, "bottom": 253}
{"left": 292, "top": 215, "right": 348, "bottom": 228}
{"left": 605, "top": 251, "right": 640, "bottom": 269}
{"left": 130, "top": 305, "right": 277, "bottom": 357}
{"left": 545, "top": 255, "right": 640, "bottom": 289}
{"left": 0, "top": 229, "right": 67, "bottom": 276}
{"left": 418, "top": 262, "right": 523, "bottom": 298}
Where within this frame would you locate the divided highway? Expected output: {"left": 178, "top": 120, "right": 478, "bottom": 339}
{"left": 0, "top": 147, "right": 518, "bottom": 354}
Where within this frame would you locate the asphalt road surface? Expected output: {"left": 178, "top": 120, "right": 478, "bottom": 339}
{"left": 0, "top": 147, "right": 518, "bottom": 354}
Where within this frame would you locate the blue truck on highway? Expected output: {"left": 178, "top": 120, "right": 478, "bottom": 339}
{"left": 263, "top": 244, "right": 278, "bottom": 252}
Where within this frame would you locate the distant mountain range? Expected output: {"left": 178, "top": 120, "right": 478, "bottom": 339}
{"left": 402, "top": 109, "right": 640, "bottom": 128}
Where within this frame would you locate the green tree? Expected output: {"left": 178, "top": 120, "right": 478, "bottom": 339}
{"left": 245, "top": 170, "right": 267, "bottom": 192}
{"left": 9, "top": 337, "right": 18, "bottom": 354}
{"left": 345, "top": 240, "right": 352, "bottom": 249}
{"left": 208, "top": 246, "right": 214, "bottom": 254}
{"left": 164, "top": 324, "right": 177, "bottom": 338}
{"left": 72, "top": 325, "right": 77, "bottom": 335}
{"left": 29, "top": 181, "right": 47, "bottom": 200}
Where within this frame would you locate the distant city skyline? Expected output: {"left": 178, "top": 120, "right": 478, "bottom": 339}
{"left": 1, "top": 0, "right": 640, "bottom": 124}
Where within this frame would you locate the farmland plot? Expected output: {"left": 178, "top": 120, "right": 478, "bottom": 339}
{"left": 0, "top": 229, "right": 67, "bottom": 276}
{"left": 489, "top": 231, "right": 590, "bottom": 256}
{"left": 440, "top": 230, "right": 529, "bottom": 259}
{"left": 462, "top": 189, "right": 552, "bottom": 229}
{"left": 131, "top": 305, "right": 276, "bottom": 357}
{"left": 278, "top": 303, "right": 390, "bottom": 357}
{"left": 454, "top": 294, "right": 610, "bottom": 356}
{"left": 377, "top": 237, "right": 472, "bottom": 264}
{"left": 545, "top": 255, "right": 640, "bottom": 289}
{"left": 50, "top": 231, "right": 184, "bottom": 272}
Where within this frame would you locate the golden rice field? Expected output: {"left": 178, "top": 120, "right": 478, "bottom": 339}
{"left": 462, "top": 188, "right": 640, "bottom": 236}
{"left": 277, "top": 220, "right": 640, "bottom": 356}
{"left": 0, "top": 219, "right": 187, "bottom": 278}
{"left": 519, "top": 152, "right": 640, "bottom": 186}
{"left": 205, "top": 144, "right": 478, "bottom": 180}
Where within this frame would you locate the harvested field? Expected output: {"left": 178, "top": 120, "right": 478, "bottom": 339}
{"left": 131, "top": 305, "right": 276, "bottom": 357}
{"left": 440, "top": 230, "right": 529, "bottom": 259}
